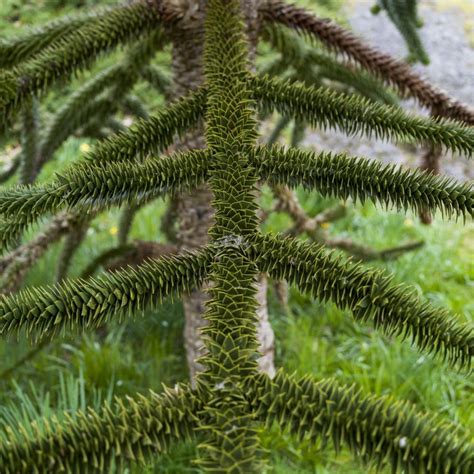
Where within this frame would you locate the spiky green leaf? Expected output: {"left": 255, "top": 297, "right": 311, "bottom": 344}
{"left": 0, "top": 384, "right": 200, "bottom": 473}
{"left": 252, "top": 145, "right": 473, "bottom": 219}
{"left": 251, "top": 76, "right": 474, "bottom": 155}
{"left": 251, "top": 234, "right": 473, "bottom": 368}
{"left": 0, "top": 3, "right": 161, "bottom": 122}
{"left": 0, "top": 247, "right": 213, "bottom": 339}
{"left": 247, "top": 371, "right": 474, "bottom": 473}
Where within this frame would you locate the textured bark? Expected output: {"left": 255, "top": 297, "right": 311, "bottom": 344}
{"left": 261, "top": 0, "right": 474, "bottom": 124}
{"left": 419, "top": 144, "right": 442, "bottom": 224}
{"left": 0, "top": 212, "right": 80, "bottom": 294}
{"left": 165, "top": 0, "right": 275, "bottom": 382}
{"left": 55, "top": 216, "right": 90, "bottom": 282}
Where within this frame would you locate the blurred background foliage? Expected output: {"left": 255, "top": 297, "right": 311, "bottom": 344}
{"left": 0, "top": 0, "right": 472, "bottom": 472}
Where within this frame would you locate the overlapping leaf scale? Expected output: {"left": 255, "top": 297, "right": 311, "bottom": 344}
{"left": 195, "top": 0, "right": 263, "bottom": 471}
{"left": 252, "top": 145, "right": 473, "bottom": 219}
{"left": 196, "top": 249, "right": 262, "bottom": 472}
{"left": 61, "top": 149, "right": 209, "bottom": 208}
{"left": 250, "top": 234, "right": 473, "bottom": 368}
{"left": 0, "top": 383, "right": 201, "bottom": 473}
{"left": 0, "top": 247, "right": 214, "bottom": 339}
{"left": 250, "top": 76, "right": 474, "bottom": 155}
{"left": 0, "top": 2, "right": 160, "bottom": 121}
{"left": 247, "top": 371, "right": 474, "bottom": 473}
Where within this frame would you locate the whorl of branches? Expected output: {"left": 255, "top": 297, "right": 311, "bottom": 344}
{"left": 0, "top": 150, "right": 209, "bottom": 249}
{"left": 0, "top": 0, "right": 472, "bottom": 472}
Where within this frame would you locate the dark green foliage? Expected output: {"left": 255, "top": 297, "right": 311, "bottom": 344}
{"left": 0, "top": 384, "right": 201, "bottom": 473}
{"left": 248, "top": 371, "right": 474, "bottom": 473}
{"left": 18, "top": 97, "right": 39, "bottom": 185}
{"left": 0, "top": 0, "right": 472, "bottom": 472}
{"left": 37, "top": 30, "right": 166, "bottom": 175}
{"left": 253, "top": 145, "right": 473, "bottom": 219}
{"left": 84, "top": 87, "right": 207, "bottom": 164}
{"left": 0, "top": 12, "right": 91, "bottom": 68}
{"left": 0, "top": 247, "right": 213, "bottom": 340}
{"left": 251, "top": 76, "right": 474, "bottom": 155}
{"left": 4, "top": 138, "right": 471, "bottom": 247}
{"left": 251, "top": 234, "right": 473, "bottom": 368}
{"left": 0, "top": 150, "right": 209, "bottom": 240}
{"left": 37, "top": 65, "right": 121, "bottom": 167}
{"left": 0, "top": 2, "right": 160, "bottom": 123}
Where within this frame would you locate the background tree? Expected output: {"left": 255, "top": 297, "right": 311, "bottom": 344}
{"left": 0, "top": 0, "right": 473, "bottom": 472}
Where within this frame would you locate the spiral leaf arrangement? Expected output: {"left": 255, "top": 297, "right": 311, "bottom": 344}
{"left": 0, "top": 0, "right": 472, "bottom": 472}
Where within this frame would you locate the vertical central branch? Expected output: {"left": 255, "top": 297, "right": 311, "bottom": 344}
{"left": 196, "top": 0, "right": 263, "bottom": 471}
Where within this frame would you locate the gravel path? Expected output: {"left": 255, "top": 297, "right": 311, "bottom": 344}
{"left": 302, "top": 0, "right": 473, "bottom": 181}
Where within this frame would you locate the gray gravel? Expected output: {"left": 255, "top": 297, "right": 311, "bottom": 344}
{"left": 302, "top": 1, "right": 473, "bottom": 181}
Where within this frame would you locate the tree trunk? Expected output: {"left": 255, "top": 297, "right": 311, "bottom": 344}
{"left": 165, "top": 0, "right": 275, "bottom": 382}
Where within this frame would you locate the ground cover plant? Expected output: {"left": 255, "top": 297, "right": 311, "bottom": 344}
{"left": 0, "top": 0, "right": 473, "bottom": 472}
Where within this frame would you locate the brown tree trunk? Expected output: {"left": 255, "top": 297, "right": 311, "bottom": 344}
{"left": 165, "top": 0, "right": 275, "bottom": 382}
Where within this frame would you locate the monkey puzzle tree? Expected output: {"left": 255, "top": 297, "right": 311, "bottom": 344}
{"left": 0, "top": 0, "right": 473, "bottom": 472}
